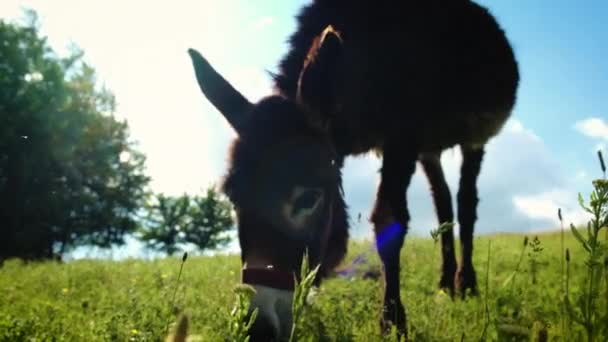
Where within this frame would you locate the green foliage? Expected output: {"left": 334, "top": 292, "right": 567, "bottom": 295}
{"left": 479, "top": 240, "right": 491, "bottom": 341}
{"left": 528, "top": 236, "right": 545, "bottom": 285}
{"left": 228, "top": 285, "right": 258, "bottom": 342}
{"left": 140, "top": 194, "right": 191, "bottom": 255}
{"left": 139, "top": 187, "right": 234, "bottom": 255}
{"left": 0, "top": 153, "right": 605, "bottom": 341}
{"left": 0, "top": 233, "right": 604, "bottom": 341}
{"left": 500, "top": 236, "right": 528, "bottom": 289}
{"left": 289, "top": 252, "right": 321, "bottom": 342}
{"left": 563, "top": 155, "right": 608, "bottom": 342}
{"left": 430, "top": 222, "right": 454, "bottom": 244}
{"left": 185, "top": 187, "right": 235, "bottom": 251}
{"left": 0, "top": 11, "right": 149, "bottom": 260}
{"left": 495, "top": 235, "right": 553, "bottom": 341}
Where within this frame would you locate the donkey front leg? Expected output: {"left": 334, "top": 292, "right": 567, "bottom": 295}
{"left": 371, "top": 142, "right": 417, "bottom": 337}
{"left": 421, "top": 153, "right": 457, "bottom": 296}
{"left": 455, "top": 145, "right": 485, "bottom": 298}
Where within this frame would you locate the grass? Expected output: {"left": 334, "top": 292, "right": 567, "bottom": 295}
{"left": 0, "top": 231, "right": 601, "bottom": 341}
{"left": 1, "top": 155, "right": 606, "bottom": 341}
{"left": 563, "top": 176, "right": 608, "bottom": 341}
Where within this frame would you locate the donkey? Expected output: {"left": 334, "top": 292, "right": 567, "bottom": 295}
{"left": 188, "top": 0, "right": 518, "bottom": 339}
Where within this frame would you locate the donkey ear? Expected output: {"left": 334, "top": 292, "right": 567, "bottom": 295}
{"left": 296, "top": 26, "right": 343, "bottom": 125}
{"left": 188, "top": 49, "right": 253, "bottom": 134}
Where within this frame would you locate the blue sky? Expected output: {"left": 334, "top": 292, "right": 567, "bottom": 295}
{"left": 1, "top": 1, "right": 606, "bottom": 257}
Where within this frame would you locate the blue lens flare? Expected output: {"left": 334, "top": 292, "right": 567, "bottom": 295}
{"left": 375, "top": 221, "right": 404, "bottom": 252}
{"left": 336, "top": 221, "right": 404, "bottom": 278}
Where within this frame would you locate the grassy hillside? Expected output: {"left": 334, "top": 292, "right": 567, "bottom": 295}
{"left": 1, "top": 230, "right": 604, "bottom": 341}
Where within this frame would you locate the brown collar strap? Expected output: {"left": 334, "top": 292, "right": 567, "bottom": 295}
{"left": 242, "top": 268, "right": 296, "bottom": 291}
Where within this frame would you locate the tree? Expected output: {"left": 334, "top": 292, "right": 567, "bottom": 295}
{"left": 139, "top": 194, "right": 191, "bottom": 255}
{"left": 0, "top": 11, "right": 149, "bottom": 261}
{"left": 185, "top": 187, "right": 234, "bottom": 251}
{"left": 139, "top": 187, "right": 234, "bottom": 255}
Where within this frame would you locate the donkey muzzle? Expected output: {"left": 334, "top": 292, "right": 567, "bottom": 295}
{"left": 243, "top": 268, "right": 295, "bottom": 341}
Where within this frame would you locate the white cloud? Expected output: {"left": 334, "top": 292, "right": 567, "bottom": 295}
{"left": 574, "top": 117, "right": 608, "bottom": 141}
{"left": 505, "top": 119, "right": 541, "bottom": 141}
{"left": 513, "top": 190, "right": 588, "bottom": 227}
{"left": 253, "top": 16, "right": 274, "bottom": 30}
{"left": 338, "top": 118, "right": 592, "bottom": 238}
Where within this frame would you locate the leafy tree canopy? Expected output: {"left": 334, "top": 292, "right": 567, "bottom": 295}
{"left": 0, "top": 11, "right": 149, "bottom": 261}
{"left": 139, "top": 187, "right": 234, "bottom": 255}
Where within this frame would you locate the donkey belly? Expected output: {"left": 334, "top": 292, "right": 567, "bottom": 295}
{"left": 333, "top": 48, "right": 515, "bottom": 156}
{"left": 334, "top": 42, "right": 516, "bottom": 154}
{"left": 332, "top": 106, "right": 511, "bottom": 157}
{"left": 415, "top": 109, "right": 511, "bottom": 153}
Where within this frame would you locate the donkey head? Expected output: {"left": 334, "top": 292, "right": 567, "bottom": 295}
{"left": 189, "top": 27, "right": 344, "bottom": 340}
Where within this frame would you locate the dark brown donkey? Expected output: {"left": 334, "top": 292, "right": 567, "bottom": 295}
{"left": 188, "top": 0, "right": 519, "bottom": 339}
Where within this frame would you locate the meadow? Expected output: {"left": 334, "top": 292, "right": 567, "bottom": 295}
{"left": 1, "top": 229, "right": 604, "bottom": 341}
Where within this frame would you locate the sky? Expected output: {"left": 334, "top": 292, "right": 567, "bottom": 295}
{"left": 1, "top": 0, "right": 607, "bottom": 258}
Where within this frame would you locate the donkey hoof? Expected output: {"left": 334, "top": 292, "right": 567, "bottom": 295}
{"left": 439, "top": 265, "right": 457, "bottom": 297}
{"left": 455, "top": 266, "right": 478, "bottom": 299}
{"left": 438, "top": 278, "right": 456, "bottom": 298}
{"left": 380, "top": 300, "right": 407, "bottom": 339}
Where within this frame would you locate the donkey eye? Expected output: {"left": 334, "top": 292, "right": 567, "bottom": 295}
{"left": 293, "top": 189, "right": 322, "bottom": 213}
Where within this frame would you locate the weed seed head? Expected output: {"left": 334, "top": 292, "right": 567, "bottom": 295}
{"left": 233, "top": 284, "right": 257, "bottom": 299}
{"left": 592, "top": 179, "right": 608, "bottom": 191}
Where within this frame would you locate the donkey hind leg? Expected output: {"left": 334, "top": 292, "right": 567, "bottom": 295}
{"left": 371, "top": 141, "right": 417, "bottom": 337}
{"left": 421, "top": 152, "right": 457, "bottom": 296}
{"left": 455, "top": 145, "right": 485, "bottom": 298}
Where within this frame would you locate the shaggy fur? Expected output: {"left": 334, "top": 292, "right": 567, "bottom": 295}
{"left": 275, "top": 0, "right": 518, "bottom": 156}
{"left": 191, "top": 0, "right": 518, "bottom": 339}
{"left": 223, "top": 97, "right": 349, "bottom": 277}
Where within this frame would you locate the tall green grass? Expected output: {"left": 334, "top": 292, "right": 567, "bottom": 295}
{"left": 562, "top": 151, "right": 607, "bottom": 341}
{"left": 0, "top": 231, "right": 602, "bottom": 341}
{"left": 0, "top": 152, "right": 605, "bottom": 341}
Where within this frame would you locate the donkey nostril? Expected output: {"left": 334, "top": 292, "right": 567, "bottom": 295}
{"left": 293, "top": 189, "right": 322, "bottom": 214}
